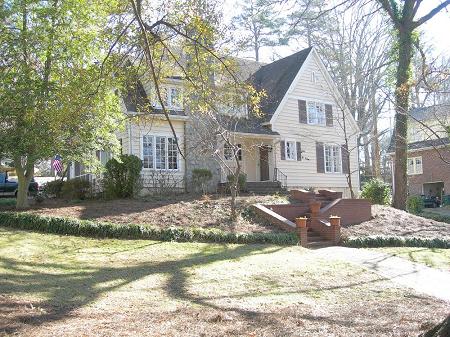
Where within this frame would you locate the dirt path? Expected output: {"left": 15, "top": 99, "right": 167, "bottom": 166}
{"left": 314, "top": 247, "right": 450, "bottom": 302}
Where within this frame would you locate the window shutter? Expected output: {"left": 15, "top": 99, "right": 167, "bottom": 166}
{"left": 280, "top": 141, "right": 286, "bottom": 160}
{"left": 316, "top": 142, "right": 325, "bottom": 173}
{"left": 341, "top": 144, "right": 349, "bottom": 174}
{"left": 325, "top": 104, "right": 333, "bottom": 126}
{"left": 298, "top": 100, "right": 307, "bottom": 124}
{"left": 296, "top": 142, "right": 302, "bottom": 161}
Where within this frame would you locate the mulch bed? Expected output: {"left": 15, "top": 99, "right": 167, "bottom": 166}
{"left": 342, "top": 205, "right": 450, "bottom": 239}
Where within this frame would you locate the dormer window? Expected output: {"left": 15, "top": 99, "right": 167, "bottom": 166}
{"left": 153, "top": 86, "right": 182, "bottom": 110}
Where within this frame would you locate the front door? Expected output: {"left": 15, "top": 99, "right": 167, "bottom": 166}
{"left": 259, "top": 146, "right": 270, "bottom": 181}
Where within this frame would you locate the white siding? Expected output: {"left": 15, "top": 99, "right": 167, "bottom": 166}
{"left": 271, "top": 52, "right": 360, "bottom": 196}
{"left": 121, "top": 117, "right": 186, "bottom": 191}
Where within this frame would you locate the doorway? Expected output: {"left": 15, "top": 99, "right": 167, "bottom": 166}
{"left": 259, "top": 146, "right": 270, "bottom": 181}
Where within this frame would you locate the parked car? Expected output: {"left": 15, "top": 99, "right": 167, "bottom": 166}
{"left": 0, "top": 172, "right": 39, "bottom": 197}
{"left": 421, "top": 195, "right": 441, "bottom": 208}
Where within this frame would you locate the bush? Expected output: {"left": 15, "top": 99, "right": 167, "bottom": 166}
{"left": 342, "top": 235, "right": 450, "bottom": 249}
{"left": 407, "top": 195, "right": 424, "bottom": 214}
{"left": 0, "top": 211, "right": 299, "bottom": 245}
{"left": 360, "top": 179, "right": 391, "bottom": 205}
{"left": 227, "top": 173, "right": 247, "bottom": 192}
{"left": 420, "top": 211, "right": 450, "bottom": 224}
{"left": 192, "top": 168, "right": 213, "bottom": 194}
{"left": 44, "top": 180, "right": 65, "bottom": 197}
{"left": 60, "top": 179, "right": 91, "bottom": 200}
{"left": 103, "top": 154, "right": 143, "bottom": 198}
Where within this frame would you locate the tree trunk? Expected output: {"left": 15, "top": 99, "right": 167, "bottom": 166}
{"left": 15, "top": 163, "right": 34, "bottom": 209}
{"left": 372, "top": 97, "right": 381, "bottom": 179}
{"left": 393, "top": 28, "right": 414, "bottom": 210}
{"left": 363, "top": 135, "right": 371, "bottom": 176}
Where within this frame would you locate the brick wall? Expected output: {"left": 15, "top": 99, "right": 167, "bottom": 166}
{"left": 320, "top": 199, "right": 372, "bottom": 225}
{"left": 406, "top": 148, "right": 450, "bottom": 196}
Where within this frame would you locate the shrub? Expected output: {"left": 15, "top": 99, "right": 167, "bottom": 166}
{"left": 0, "top": 211, "right": 299, "bottom": 245}
{"left": 44, "top": 180, "right": 64, "bottom": 197}
{"left": 60, "top": 179, "right": 91, "bottom": 200}
{"left": 420, "top": 211, "right": 450, "bottom": 224}
{"left": 192, "top": 168, "right": 213, "bottom": 194}
{"left": 342, "top": 235, "right": 450, "bottom": 249}
{"left": 227, "top": 173, "right": 247, "bottom": 192}
{"left": 407, "top": 195, "right": 424, "bottom": 214}
{"left": 103, "top": 154, "right": 143, "bottom": 198}
{"left": 360, "top": 179, "right": 391, "bottom": 205}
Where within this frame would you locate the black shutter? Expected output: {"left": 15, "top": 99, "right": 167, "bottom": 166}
{"left": 280, "top": 141, "right": 286, "bottom": 160}
{"left": 296, "top": 142, "right": 302, "bottom": 161}
{"left": 298, "top": 100, "right": 307, "bottom": 124}
{"left": 342, "top": 144, "right": 349, "bottom": 174}
{"left": 325, "top": 104, "right": 333, "bottom": 126}
{"left": 316, "top": 142, "right": 325, "bottom": 173}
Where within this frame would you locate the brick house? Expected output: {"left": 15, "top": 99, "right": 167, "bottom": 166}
{"left": 389, "top": 104, "right": 450, "bottom": 200}
{"left": 68, "top": 47, "right": 360, "bottom": 196}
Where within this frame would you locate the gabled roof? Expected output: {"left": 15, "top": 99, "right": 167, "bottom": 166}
{"left": 248, "top": 47, "right": 313, "bottom": 121}
{"left": 410, "top": 103, "right": 450, "bottom": 122}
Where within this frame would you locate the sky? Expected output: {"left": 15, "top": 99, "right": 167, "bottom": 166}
{"left": 222, "top": 0, "right": 450, "bottom": 132}
{"left": 222, "top": 0, "right": 450, "bottom": 62}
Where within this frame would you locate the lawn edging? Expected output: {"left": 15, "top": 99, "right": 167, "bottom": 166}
{"left": 0, "top": 211, "right": 299, "bottom": 245}
{"left": 342, "top": 235, "right": 450, "bottom": 249}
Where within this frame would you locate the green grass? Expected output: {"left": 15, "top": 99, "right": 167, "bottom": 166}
{"left": 0, "top": 198, "right": 15, "bottom": 207}
{"left": 1, "top": 228, "right": 447, "bottom": 336}
{"left": 372, "top": 247, "right": 450, "bottom": 270}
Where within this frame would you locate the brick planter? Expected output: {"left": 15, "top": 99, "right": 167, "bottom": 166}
{"left": 295, "top": 217, "right": 308, "bottom": 247}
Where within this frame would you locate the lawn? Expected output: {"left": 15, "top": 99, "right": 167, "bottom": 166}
{"left": 372, "top": 247, "right": 450, "bottom": 271}
{"left": 1, "top": 228, "right": 447, "bottom": 336}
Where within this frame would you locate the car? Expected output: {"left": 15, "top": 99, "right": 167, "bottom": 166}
{"left": 0, "top": 171, "right": 39, "bottom": 197}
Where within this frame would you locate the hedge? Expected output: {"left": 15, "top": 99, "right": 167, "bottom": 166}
{"left": 0, "top": 212, "right": 299, "bottom": 245}
{"left": 342, "top": 235, "right": 450, "bottom": 249}
{"left": 419, "top": 211, "right": 450, "bottom": 224}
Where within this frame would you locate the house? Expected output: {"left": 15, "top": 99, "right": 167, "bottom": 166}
{"left": 69, "top": 47, "right": 360, "bottom": 196}
{"left": 388, "top": 104, "right": 450, "bottom": 200}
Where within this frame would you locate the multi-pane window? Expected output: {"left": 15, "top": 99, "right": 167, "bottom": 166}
{"left": 324, "top": 145, "right": 341, "bottom": 173}
{"left": 142, "top": 135, "right": 178, "bottom": 170}
{"left": 307, "top": 101, "right": 326, "bottom": 125}
{"left": 224, "top": 143, "right": 242, "bottom": 161}
{"left": 285, "top": 141, "right": 296, "bottom": 160}
{"left": 168, "top": 138, "right": 178, "bottom": 169}
{"left": 143, "top": 136, "right": 154, "bottom": 169}
{"left": 154, "top": 87, "right": 182, "bottom": 109}
{"left": 407, "top": 156, "right": 423, "bottom": 175}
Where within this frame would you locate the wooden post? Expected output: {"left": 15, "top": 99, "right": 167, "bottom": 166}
{"left": 295, "top": 217, "right": 308, "bottom": 247}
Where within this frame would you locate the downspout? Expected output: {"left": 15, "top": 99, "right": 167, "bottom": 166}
{"left": 128, "top": 120, "right": 132, "bottom": 155}
{"left": 183, "top": 121, "right": 188, "bottom": 193}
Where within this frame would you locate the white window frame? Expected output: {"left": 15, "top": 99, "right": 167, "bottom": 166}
{"left": 307, "top": 101, "right": 326, "bottom": 126}
{"left": 407, "top": 156, "right": 423, "bottom": 175}
{"left": 285, "top": 140, "right": 297, "bottom": 161}
{"left": 224, "top": 143, "right": 242, "bottom": 161}
{"left": 153, "top": 86, "right": 182, "bottom": 110}
{"left": 141, "top": 135, "right": 179, "bottom": 171}
{"left": 324, "top": 144, "right": 342, "bottom": 173}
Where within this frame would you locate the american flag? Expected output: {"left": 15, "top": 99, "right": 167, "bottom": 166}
{"left": 52, "top": 155, "right": 63, "bottom": 173}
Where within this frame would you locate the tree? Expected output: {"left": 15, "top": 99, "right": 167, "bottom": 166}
{"left": 0, "top": 0, "right": 122, "bottom": 208}
{"left": 376, "top": 0, "right": 450, "bottom": 210}
{"left": 231, "top": 0, "right": 286, "bottom": 61}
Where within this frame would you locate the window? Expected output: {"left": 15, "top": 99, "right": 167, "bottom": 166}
{"left": 311, "top": 71, "right": 320, "bottom": 84}
{"left": 407, "top": 156, "right": 423, "bottom": 175}
{"left": 285, "top": 141, "right": 297, "bottom": 160}
{"left": 143, "top": 135, "right": 154, "bottom": 169}
{"left": 307, "top": 101, "right": 326, "bottom": 125}
{"left": 324, "top": 144, "right": 341, "bottom": 173}
{"left": 154, "top": 86, "right": 182, "bottom": 109}
{"left": 224, "top": 143, "right": 242, "bottom": 161}
{"left": 142, "top": 135, "right": 178, "bottom": 170}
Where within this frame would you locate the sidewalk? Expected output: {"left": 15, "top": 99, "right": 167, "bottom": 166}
{"left": 314, "top": 247, "right": 450, "bottom": 302}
